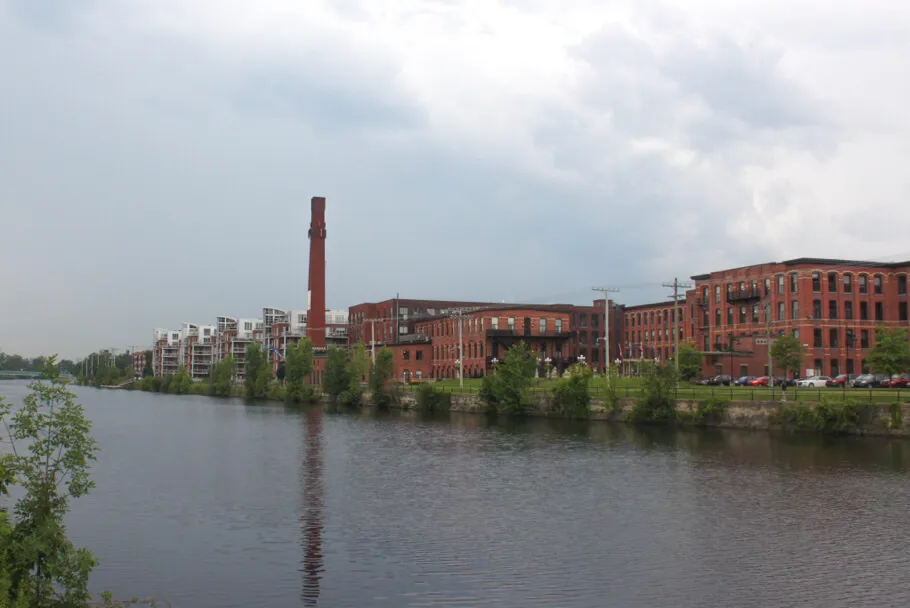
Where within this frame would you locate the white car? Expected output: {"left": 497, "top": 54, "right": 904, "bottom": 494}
{"left": 797, "top": 376, "right": 832, "bottom": 388}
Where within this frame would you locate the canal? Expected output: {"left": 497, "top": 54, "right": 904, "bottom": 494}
{"left": 3, "top": 381, "right": 910, "bottom": 607}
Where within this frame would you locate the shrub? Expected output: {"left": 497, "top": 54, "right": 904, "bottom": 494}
{"left": 691, "top": 397, "right": 729, "bottom": 425}
{"left": 479, "top": 343, "right": 536, "bottom": 416}
{"left": 369, "top": 349, "right": 395, "bottom": 409}
{"left": 416, "top": 383, "right": 452, "bottom": 413}
{"left": 627, "top": 362, "right": 678, "bottom": 424}
{"left": 772, "top": 398, "right": 876, "bottom": 435}
{"left": 551, "top": 363, "right": 592, "bottom": 419}
{"left": 888, "top": 403, "right": 903, "bottom": 429}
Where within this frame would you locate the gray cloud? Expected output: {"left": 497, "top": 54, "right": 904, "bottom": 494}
{"left": 1, "top": 0, "right": 908, "bottom": 358}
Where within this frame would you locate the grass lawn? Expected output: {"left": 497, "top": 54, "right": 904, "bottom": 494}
{"left": 409, "top": 376, "right": 910, "bottom": 403}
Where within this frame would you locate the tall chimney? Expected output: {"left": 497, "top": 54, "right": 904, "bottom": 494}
{"left": 307, "top": 196, "right": 327, "bottom": 349}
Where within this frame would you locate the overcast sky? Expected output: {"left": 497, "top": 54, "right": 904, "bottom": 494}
{"left": 2, "top": 0, "right": 909, "bottom": 359}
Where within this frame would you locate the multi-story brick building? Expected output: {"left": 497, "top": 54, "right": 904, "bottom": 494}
{"left": 413, "top": 306, "right": 576, "bottom": 379}
{"left": 688, "top": 258, "right": 910, "bottom": 378}
{"left": 621, "top": 300, "right": 690, "bottom": 365}
{"left": 569, "top": 299, "right": 624, "bottom": 371}
{"left": 348, "top": 298, "right": 495, "bottom": 348}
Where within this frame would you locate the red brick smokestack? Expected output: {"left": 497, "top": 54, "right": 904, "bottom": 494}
{"left": 307, "top": 196, "right": 327, "bottom": 349}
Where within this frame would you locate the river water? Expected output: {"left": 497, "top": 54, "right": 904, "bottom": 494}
{"left": 2, "top": 381, "right": 910, "bottom": 607}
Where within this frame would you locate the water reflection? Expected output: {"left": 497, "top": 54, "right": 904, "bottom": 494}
{"left": 300, "top": 407, "right": 324, "bottom": 606}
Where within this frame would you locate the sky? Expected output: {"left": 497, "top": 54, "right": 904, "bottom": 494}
{"left": 2, "top": 0, "right": 909, "bottom": 359}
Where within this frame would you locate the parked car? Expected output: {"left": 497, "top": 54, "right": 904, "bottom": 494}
{"left": 749, "top": 376, "right": 769, "bottom": 386}
{"left": 706, "top": 374, "right": 734, "bottom": 386}
{"left": 826, "top": 374, "right": 857, "bottom": 387}
{"left": 889, "top": 374, "right": 910, "bottom": 388}
{"left": 694, "top": 377, "right": 713, "bottom": 385}
{"left": 853, "top": 374, "right": 891, "bottom": 388}
{"left": 797, "top": 376, "right": 832, "bottom": 388}
{"left": 734, "top": 376, "right": 755, "bottom": 386}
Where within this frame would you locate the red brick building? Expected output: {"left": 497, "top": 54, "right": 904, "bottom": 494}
{"left": 413, "top": 306, "right": 575, "bottom": 379}
{"left": 688, "top": 258, "right": 910, "bottom": 378}
{"left": 621, "top": 300, "right": 690, "bottom": 364}
{"left": 570, "top": 299, "right": 624, "bottom": 371}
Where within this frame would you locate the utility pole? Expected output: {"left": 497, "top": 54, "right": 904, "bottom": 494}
{"left": 592, "top": 287, "right": 619, "bottom": 386}
{"left": 446, "top": 308, "right": 472, "bottom": 389}
{"left": 365, "top": 318, "right": 379, "bottom": 363}
{"left": 663, "top": 278, "right": 692, "bottom": 382}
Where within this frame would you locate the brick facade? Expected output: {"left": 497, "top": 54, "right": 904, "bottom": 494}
{"left": 689, "top": 258, "right": 910, "bottom": 378}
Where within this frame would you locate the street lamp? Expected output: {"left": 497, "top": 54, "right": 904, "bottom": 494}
{"left": 545, "top": 356, "right": 552, "bottom": 379}
{"left": 578, "top": 354, "right": 586, "bottom": 366}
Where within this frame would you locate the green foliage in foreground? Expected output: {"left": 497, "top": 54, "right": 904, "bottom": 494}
{"left": 771, "top": 398, "right": 879, "bottom": 435}
{"left": 677, "top": 397, "right": 730, "bottom": 426}
{"left": 0, "top": 358, "right": 98, "bottom": 607}
{"left": 368, "top": 349, "right": 395, "bottom": 409}
{"left": 285, "top": 339, "right": 316, "bottom": 405}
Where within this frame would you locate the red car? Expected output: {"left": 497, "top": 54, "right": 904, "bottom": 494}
{"left": 887, "top": 374, "right": 910, "bottom": 388}
{"left": 826, "top": 374, "right": 857, "bottom": 387}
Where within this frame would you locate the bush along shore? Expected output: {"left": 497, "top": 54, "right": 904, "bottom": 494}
{"left": 99, "top": 342, "right": 910, "bottom": 437}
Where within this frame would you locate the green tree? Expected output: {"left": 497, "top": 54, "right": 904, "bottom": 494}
{"left": 479, "top": 342, "right": 537, "bottom": 415}
{"left": 323, "top": 347, "right": 350, "bottom": 402}
{"left": 867, "top": 327, "right": 910, "bottom": 377}
{"left": 369, "top": 348, "right": 395, "bottom": 409}
{"left": 141, "top": 351, "right": 153, "bottom": 378}
{"left": 628, "top": 362, "right": 679, "bottom": 423}
{"left": 285, "top": 339, "right": 315, "bottom": 404}
{"left": 243, "top": 344, "right": 271, "bottom": 399}
{"left": 770, "top": 334, "right": 805, "bottom": 378}
{"left": 552, "top": 362, "right": 592, "bottom": 418}
{"left": 170, "top": 366, "right": 192, "bottom": 395}
{"left": 673, "top": 341, "right": 703, "bottom": 380}
{"left": 209, "top": 356, "right": 235, "bottom": 397}
{"left": 0, "top": 357, "right": 99, "bottom": 607}
{"left": 342, "top": 344, "right": 369, "bottom": 406}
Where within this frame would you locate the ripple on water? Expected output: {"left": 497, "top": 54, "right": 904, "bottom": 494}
{"left": 2, "top": 384, "right": 909, "bottom": 607}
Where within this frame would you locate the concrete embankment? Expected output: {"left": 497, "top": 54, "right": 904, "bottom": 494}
{"left": 387, "top": 392, "right": 910, "bottom": 438}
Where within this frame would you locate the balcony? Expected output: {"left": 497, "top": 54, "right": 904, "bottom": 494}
{"left": 726, "top": 289, "right": 762, "bottom": 303}
{"left": 486, "top": 329, "right": 575, "bottom": 339}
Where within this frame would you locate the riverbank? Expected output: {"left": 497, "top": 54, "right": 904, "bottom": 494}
{"left": 100, "top": 381, "right": 910, "bottom": 438}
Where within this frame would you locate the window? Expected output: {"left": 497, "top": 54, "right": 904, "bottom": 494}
{"left": 764, "top": 278, "right": 771, "bottom": 295}
{"left": 739, "top": 306, "right": 746, "bottom": 324}
{"left": 702, "top": 309, "right": 709, "bottom": 327}
{"left": 715, "top": 285, "right": 721, "bottom": 304}
{"left": 650, "top": 311, "right": 655, "bottom": 324}
{"left": 777, "top": 275, "right": 784, "bottom": 294}
{"left": 702, "top": 287, "right": 708, "bottom": 302}
{"left": 403, "top": 350, "right": 410, "bottom": 361}
{"left": 416, "top": 351, "right": 423, "bottom": 361}
{"left": 777, "top": 302, "right": 785, "bottom": 321}
{"left": 752, "top": 305, "right": 759, "bottom": 323}
{"left": 637, "top": 313, "right": 642, "bottom": 325}
{"left": 874, "top": 274, "right": 883, "bottom": 295}
{"left": 203, "top": 328, "right": 211, "bottom": 336}
{"left": 814, "top": 328, "right": 823, "bottom": 348}
{"left": 859, "top": 274, "right": 868, "bottom": 294}
{"left": 861, "top": 330, "right": 869, "bottom": 349}
{"left": 901, "top": 302, "right": 908, "bottom": 322}
{"left": 703, "top": 335, "right": 710, "bottom": 351}
{"left": 726, "top": 284, "right": 733, "bottom": 300}
{"left": 555, "top": 319, "right": 563, "bottom": 333}
{"left": 539, "top": 318, "right": 547, "bottom": 334}
{"left": 827, "top": 272, "right": 837, "bottom": 293}
{"left": 727, "top": 307, "right": 734, "bottom": 325}
{"left": 664, "top": 310, "right": 669, "bottom": 324}
{"left": 715, "top": 309, "right": 721, "bottom": 327}
{"left": 846, "top": 359, "right": 854, "bottom": 374}
{"left": 656, "top": 311, "right": 661, "bottom": 325}
{"left": 751, "top": 280, "right": 759, "bottom": 294}
{"left": 812, "top": 272, "right": 821, "bottom": 292}
{"left": 813, "top": 300, "right": 822, "bottom": 319}
{"left": 860, "top": 302, "right": 868, "bottom": 320}
{"left": 829, "top": 328, "right": 839, "bottom": 348}
{"left": 592, "top": 349, "right": 599, "bottom": 363}
{"left": 875, "top": 302, "right": 883, "bottom": 321}
{"left": 900, "top": 275, "right": 908, "bottom": 296}
{"left": 830, "top": 359, "right": 840, "bottom": 377}
{"left": 814, "top": 359, "right": 823, "bottom": 374}
{"left": 792, "top": 300, "right": 799, "bottom": 320}
{"left": 244, "top": 322, "right": 253, "bottom": 331}
{"left": 579, "top": 331, "right": 587, "bottom": 345}
{"left": 580, "top": 314, "right": 588, "bottom": 328}
{"left": 492, "top": 317, "right": 499, "bottom": 330}
{"left": 846, "top": 329, "right": 855, "bottom": 348}
{"left": 844, "top": 273, "right": 853, "bottom": 294}
{"left": 828, "top": 300, "right": 838, "bottom": 320}
{"left": 845, "top": 301, "right": 853, "bottom": 320}
{"left": 790, "top": 273, "right": 798, "bottom": 293}
{"left": 792, "top": 329, "right": 800, "bottom": 340}
{"left": 738, "top": 281, "right": 745, "bottom": 295}
{"left": 593, "top": 314, "right": 600, "bottom": 328}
